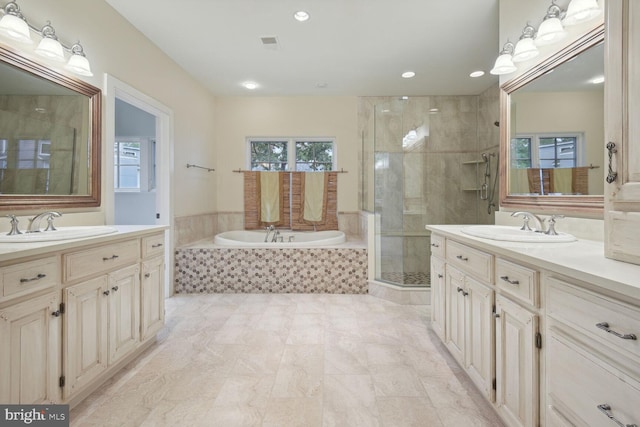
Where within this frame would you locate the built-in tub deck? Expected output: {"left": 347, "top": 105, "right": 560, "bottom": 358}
{"left": 174, "top": 234, "right": 367, "bottom": 294}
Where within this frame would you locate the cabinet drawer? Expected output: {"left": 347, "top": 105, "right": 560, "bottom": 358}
{"left": 547, "top": 330, "right": 640, "bottom": 427}
{"left": 446, "top": 240, "right": 493, "bottom": 283}
{"left": 548, "top": 277, "right": 640, "bottom": 361}
{"left": 1, "top": 256, "right": 59, "bottom": 300}
{"left": 495, "top": 258, "right": 538, "bottom": 307}
{"left": 63, "top": 239, "right": 140, "bottom": 283}
{"left": 142, "top": 233, "right": 165, "bottom": 259}
{"left": 429, "top": 234, "right": 445, "bottom": 258}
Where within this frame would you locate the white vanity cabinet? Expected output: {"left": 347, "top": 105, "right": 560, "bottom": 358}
{"left": 605, "top": 0, "right": 640, "bottom": 265}
{"left": 0, "top": 226, "right": 166, "bottom": 406}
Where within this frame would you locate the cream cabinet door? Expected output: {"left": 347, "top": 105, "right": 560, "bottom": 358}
{"left": 430, "top": 256, "right": 446, "bottom": 341}
{"left": 63, "top": 276, "right": 108, "bottom": 399}
{"left": 465, "top": 276, "right": 494, "bottom": 402}
{"left": 605, "top": 0, "right": 640, "bottom": 264}
{"left": 0, "top": 291, "right": 61, "bottom": 404}
{"left": 445, "top": 265, "right": 466, "bottom": 365}
{"left": 141, "top": 256, "right": 164, "bottom": 341}
{"left": 495, "top": 295, "right": 539, "bottom": 427}
{"left": 107, "top": 265, "right": 140, "bottom": 365}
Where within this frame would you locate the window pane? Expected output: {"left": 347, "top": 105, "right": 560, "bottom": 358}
{"left": 118, "top": 165, "right": 140, "bottom": 188}
{"left": 510, "top": 138, "right": 531, "bottom": 168}
{"left": 295, "top": 141, "right": 333, "bottom": 171}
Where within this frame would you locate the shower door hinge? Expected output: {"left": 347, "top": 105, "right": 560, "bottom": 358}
{"left": 59, "top": 302, "right": 65, "bottom": 315}
{"left": 492, "top": 378, "right": 496, "bottom": 390}
{"left": 156, "top": 213, "right": 160, "bottom": 219}
{"left": 59, "top": 376, "right": 65, "bottom": 388}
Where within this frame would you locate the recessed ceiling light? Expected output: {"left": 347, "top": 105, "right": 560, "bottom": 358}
{"left": 591, "top": 76, "right": 605, "bottom": 84}
{"left": 429, "top": 108, "right": 440, "bottom": 114}
{"left": 401, "top": 96, "right": 409, "bottom": 100}
{"left": 401, "top": 71, "right": 416, "bottom": 79}
{"left": 242, "top": 81, "right": 259, "bottom": 90}
{"left": 316, "top": 82, "right": 328, "bottom": 89}
{"left": 469, "top": 70, "right": 485, "bottom": 78}
{"left": 294, "top": 11, "right": 310, "bottom": 21}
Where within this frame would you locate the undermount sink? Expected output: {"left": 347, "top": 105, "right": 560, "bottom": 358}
{"left": 0, "top": 226, "right": 118, "bottom": 243}
{"left": 460, "top": 225, "right": 577, "bottom": 243}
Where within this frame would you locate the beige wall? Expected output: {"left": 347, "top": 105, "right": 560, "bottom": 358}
{"left": 214, "top": 96, "right": 360, "bottom": 213}
{"left": 0, "top": 0, "right": 217, "bottom": 227}
{"left": 513, "top": 91, "right": 605, "bottom": 194}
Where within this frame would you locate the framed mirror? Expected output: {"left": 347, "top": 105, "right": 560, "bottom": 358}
{"left": 0, "top": 44, "right": 101, "bottom": 210}
{"left": 499, "top": 25, "right": 604, "bottom": 215}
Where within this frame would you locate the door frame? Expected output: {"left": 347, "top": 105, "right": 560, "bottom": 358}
{"left": 104, "top": 74, "right": 174, "bottom": 297}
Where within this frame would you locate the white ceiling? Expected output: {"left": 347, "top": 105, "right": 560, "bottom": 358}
{"left": 105, "top": 0, "right": 499, "bottom": 97}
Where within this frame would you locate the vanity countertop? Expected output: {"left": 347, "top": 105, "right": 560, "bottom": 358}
{"left": 426, "top": 224, "right": 640, "bottom": 302}
{"left": 0, "top": 225, "right": 168, "bottom": 263}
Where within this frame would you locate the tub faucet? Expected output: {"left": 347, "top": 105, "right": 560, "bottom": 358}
{"left": 28, "top": 211, "right": 62, "bottom": 233}
{"left": 511, "top": 211, "right": 546, "bottom": 233}
{"left": 264, "top": 225, "right": 275, "bottom": 242}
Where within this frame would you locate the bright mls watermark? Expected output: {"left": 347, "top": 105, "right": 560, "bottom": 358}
{"left": 1, "top": 405, "right": 69, "bottom": 426}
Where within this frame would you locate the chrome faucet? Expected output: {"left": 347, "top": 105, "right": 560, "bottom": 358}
{"left": 264, "top": 225, "right": 275, "bottom": 242}
{"left": 511, "top": 211, "right": 546, "bottom": 233}
{"left": 27, "top": 211, "right": 62, "bottom": 233}
{"left": 3, "top": 214, "right": 22, "bottom": 235}
{"left": 545, "top": 215, "right": 565, "bottom": 235}
{"left": 271, "top": 229, "right": 280, "bottom": 242}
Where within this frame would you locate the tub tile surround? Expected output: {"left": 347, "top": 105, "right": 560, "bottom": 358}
{"left": 175, "top": 247, "right": 368, "bottom": 294}
{"left": 69, "top": 293, "right": 504, "bottom": 426}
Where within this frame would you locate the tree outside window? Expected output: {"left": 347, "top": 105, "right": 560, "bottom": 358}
{"left": 249, "top": 138, "right": 335, "bottom": 171}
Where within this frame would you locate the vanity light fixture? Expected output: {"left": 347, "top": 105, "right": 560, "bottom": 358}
{"left": 401, "top": 71, "right": 415, "bottom": 79}
{"left": 34, "top": 22, "right": 64, "bottom": 62}
{"left": 490, "top": 41, "right": 517, "bottom": 75}
{"left": 0, "top": 1, "right": 31, "bottom": 44}
{"left": 512, "top": 24, "right": 540, "bottom": 62}
{"left": 0, "top": 1, "right": 93, "bottom": 76}
{"left": 469, "top": 70, "right": 485, "bottom": 78}
{"left": 535, "top": 1, "right": 567, "bottom": 46}
{"left": 563, "top": 0, "right": 602, "bottom": 26}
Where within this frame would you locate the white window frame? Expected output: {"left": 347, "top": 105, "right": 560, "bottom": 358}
{"left": 514, "top": 132, "right": 584, "bottom": 168}
{"left": 114, "top": 137, "right": 155, "bottom": 192}
{"left": 246, "top": 137, "right": 337, "bottom": 171}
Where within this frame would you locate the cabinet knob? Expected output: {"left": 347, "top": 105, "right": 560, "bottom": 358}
{"left": 51, "top": 310, "right": 61, "bottom": 317}
{"left": 144, "top": 273, "right": 151, "bottom": 278}
{"left": 111, "top": 286, "right": 119, "bottom": 292}
{"left": 437, "top": 274, "right": 443, "bottom": 278}
{"left": 103, "top": 290, "right": 110, "bottom": 296}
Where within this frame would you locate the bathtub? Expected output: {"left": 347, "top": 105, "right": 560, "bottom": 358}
{"left": 214, "top": 230, "right": 346, "bottom": 247}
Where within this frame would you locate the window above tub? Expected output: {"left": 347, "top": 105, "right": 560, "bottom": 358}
{"left": 247, "top": 137, "right": 335, "bottom": 171}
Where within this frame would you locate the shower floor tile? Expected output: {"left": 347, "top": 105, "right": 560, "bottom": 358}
{"left": 380, "top": 271, "right": 431, "bottom": 286}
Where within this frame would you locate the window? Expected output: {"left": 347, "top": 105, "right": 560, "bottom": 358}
{"left": 114, "top": 138, "right": 156, "bottom": 191}
{"left": 511, "top": 133, "right": 582, "bottom": 169}
{"left": 248, "top": 138, "right": 335, "bottom": 171}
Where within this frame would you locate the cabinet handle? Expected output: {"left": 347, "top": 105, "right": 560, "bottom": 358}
{"left": 111, "top": 286, "right": 119, "bottom": 292}
{"left": 596, "top": 322, "right": 637, "bottom": 340}
{"left": 20, "top": 273, "right": 46, "bottom": 283}
{"left": 144, "top": 273, "right": 151, "bottom": 278}
{"left": 431, "top": 243, "right": 439, "bottom": 248}
{"left": 102, "top": 255, "right": 119, "bottom": 261}
{"left": 51, "top": 310, "right": 61, "bottom": 317}
{"left": 456, "top": 255, "right": 469, "bottom": 261}
{"left": 457, "top": 287, "right": 463, "bottom": 293}
{"left": 437, "top": 274, "right": 443, "bottom": 278}
{"left": 606, "top": 142, "right": 618, "bottom": 184}
{"left": 500, "top": 275, "right": 520, "bottom": 285}
{"left": 152, "top": 243, "right": 163, "bottom": 248}
{"left": 597, "top": 404, "right": 637, "bottom": 427}
{"left": 103, "top": 290, "right": 110, "bottom": 296}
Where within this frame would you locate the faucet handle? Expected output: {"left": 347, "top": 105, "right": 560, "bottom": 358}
{"left": 44, "top": 212, "right": 62, "bottom": 232}
{"left": 545, "top": 215, "right": 565, "bottom": 235}
{"left": 3, "top": 215, "right": 22, "bottom": 236}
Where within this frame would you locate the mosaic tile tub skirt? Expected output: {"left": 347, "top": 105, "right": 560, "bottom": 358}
{"left": 174, "top": 247, "right": 368, "bottom": 294}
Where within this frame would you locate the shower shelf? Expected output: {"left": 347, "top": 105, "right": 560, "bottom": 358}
{"left": 463, "top": 188, "right": 481, "bottom": 191}
{"left": 462, "top": 160, "right": 486, "bottom": 165}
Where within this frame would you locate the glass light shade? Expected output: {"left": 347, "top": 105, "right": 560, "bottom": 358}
{"left": 0, "top": 13, "right": 32, "bottom": 44}
{"left": 35, "top": 37, "right": 65, "bottom": 62}
{"left": 535, "top": 17, "right": 567, "bottom": 46}
{"left": 512, "top": 38, "right": 540, "bottom": 62}
{"left": 563, "top": 0, "right": 602, "bottom": 26}
{"left": 65, "top": 54, "right": 93, "bottom": 76}
{"left": 490, "top": 54, "right": 517, "bottom": 75}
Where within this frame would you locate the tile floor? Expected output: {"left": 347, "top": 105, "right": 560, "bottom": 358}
{"left": 70, "top": 294, "right": 504, "bottom": 427}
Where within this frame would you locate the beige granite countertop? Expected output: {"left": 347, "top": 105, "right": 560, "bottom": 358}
{"left": 426, "top": 224, "right": 640, "bottom": 302}
{"left": 0, "top": 225, "right": 168, "bottom": 263}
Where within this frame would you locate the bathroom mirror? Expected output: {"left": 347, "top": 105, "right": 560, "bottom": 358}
{"left": 499, "top": 25, "right": 604, "bottom": 215}
{"left": 0, "top": 44, "right": 101, "bottom": 210}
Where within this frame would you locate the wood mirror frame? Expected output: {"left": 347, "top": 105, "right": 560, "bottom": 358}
{"left": 499, "top": 25, "right": 604, "bottom": 216}
{"left": 0, "top": 44, "right": 101, "bottom": 210}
